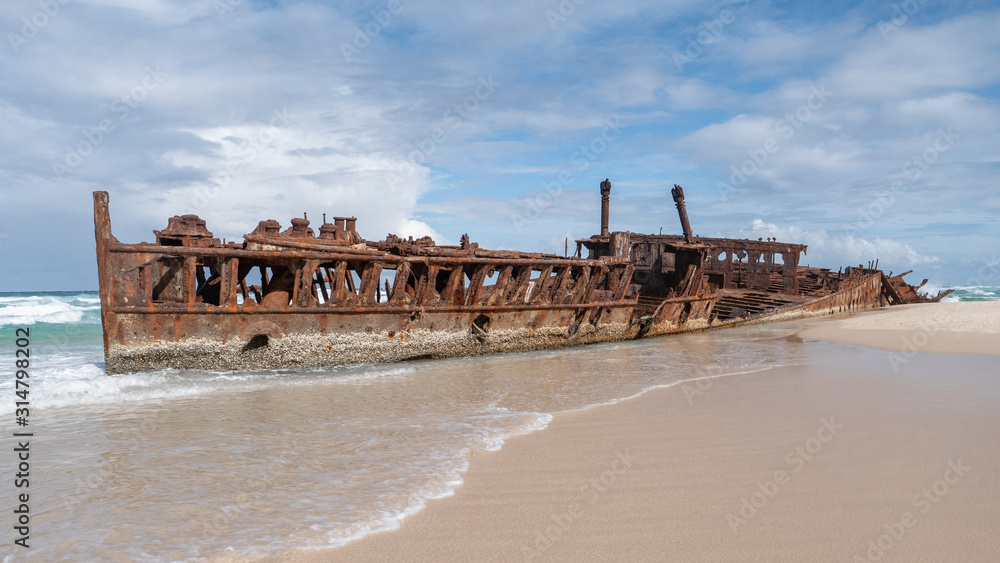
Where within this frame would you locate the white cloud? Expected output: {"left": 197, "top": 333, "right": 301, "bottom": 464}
{"left": 737, "top": 219, "right": 939, "bottom": 270}
{"left": 2, "top": 0, "right": 998, "bottom": 290}
{"left": 663, "top": 79, "right": 736, "bottom": 110}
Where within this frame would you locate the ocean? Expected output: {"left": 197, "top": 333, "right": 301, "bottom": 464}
{"left": 0, "top": 288, "right": 997, "bottom": 561}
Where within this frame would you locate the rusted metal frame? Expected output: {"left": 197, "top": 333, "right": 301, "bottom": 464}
{"left": 507, "top": 266, "right": 533, "bottom": 304}
{"left": 441, "top": 266, "right": 466, "bottom": 305}
{"left": 219, "top": 257, "right": 239, "bottom": 307}
{"left": 763, "top": 251, "right": 774, "bottom": 273}
{"left": 879, "top": 272, "right": 903, "bottom": 305}
{"left": 291, "top": 261, "right": 301, "bottom": 306}
{"left": 238, "top": 277, "right": 250, "bottom": 303}
{"left": 390, "top": 262, "right": 412, "bottom": 305}
{"left": 112, "top": 300, "right": 636, "bottom": 315}
{"left": 612, "top": 264, "right": 636, "bottom": 301}
{"left": 641, "top": 235, "right": 807, "bottom": 255}
{"left": 259, "top": 265, "right": 270, "bottom": 294}
{"left": 465, "top": 264, "right": 493, "bottom": 306}
{"left": 581, "top": 265, "right": 606, "bottom": 304}
{"left": 244, "top": 235, "right": 380, "bottom": 255}
{"left": 358, "top": 262, "right": 383, "bottom": 305}
{"left": 782, "top": 252, "right": 802, "bottom": 295}
{"left": 797, "top": 273, "right": 881, "bottom": 314}
{"left": 605, "top": 266, "right": 624, "bottom": 294}
{"left": 405, "top": 264, "right": 425, "bottom": 300}
{"left": 529, "top": 266, "right": 553, "bottom": 304}
{"left": 547, "top": 265, "right": 572, "bottom": 304}
{"left": 294, "top": 260, "right": 320, "bottom": 306}
{"left": 418, "top": 264, "right": 439, "bottom": 305}
{"left": 107, "top": 243, "right": 621, "bottom": 269}
{"left": 184, "top": 256, "right": 198, "bottom": 306}
{"left": 138, "top": 264, "right": 153, "bottom": 306}
{"left": 322, "top": 266, "right": 336, "bottom": 300}
{"left": 571, "top": 266, "right": 591, "bottom": 304}
{"left": 332, "top": 261, "right": 348, "bottom": 304}
{"left": 487, "top": 266, "right": 514, "bottom": 306}
{"left": 195, "top": 260, "right": 207, "bottom": 292}
{"left": 345, "top": 263, "right": 359, "bottom": 295}
{"left": 315, "top": 267, "right": 330, "bottom": 303}
{"left": 579, "top": 265, "right": 609, "bottom": 327}
{"left": 654, "top": 294, "right": 717, "bottom": 306}
{"left": 250, "top": 234, "right": 603, "bottom": 263}
{"left": 677, "top": 264, "right": 699, "bottom": 296}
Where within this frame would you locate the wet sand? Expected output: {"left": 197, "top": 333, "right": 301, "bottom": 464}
{"left": 266, "top": 303, "right": 1000, "bottom": 562}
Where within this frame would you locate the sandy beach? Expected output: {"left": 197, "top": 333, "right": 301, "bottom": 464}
{"left": 260, "top": 302, "right": 1000, "bottom": 563}
{"left": 799, "top": 301, "right": 1000, "bottom": 356}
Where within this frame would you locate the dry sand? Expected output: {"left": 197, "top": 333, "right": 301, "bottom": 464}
{"left": 264, "top": 302, "right": 1000, "bottom": 562}
{"left": 798, "top": 301, "right": 1000, "bottom": 356}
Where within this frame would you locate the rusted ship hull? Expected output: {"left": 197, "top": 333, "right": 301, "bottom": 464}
{"left": 94, "top": 183, "right": 937, "bottom": 375}
{"left": 94, "top": 191, "right": 643, "bottom": 374}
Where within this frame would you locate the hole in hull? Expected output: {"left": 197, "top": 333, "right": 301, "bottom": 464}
{"left": 471, "top": 314, "right": 491, "bottom": 343}
{"left": 242, "top": 334, "right": 269, "bottom": 352}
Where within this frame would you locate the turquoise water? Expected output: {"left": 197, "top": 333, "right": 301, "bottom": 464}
{"left": 938, "top": 285, "right": 1000, "bottom": 302}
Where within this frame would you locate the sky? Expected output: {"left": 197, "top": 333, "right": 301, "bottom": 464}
{"left": 0, "top": 0, "right": 997, "bottom": 291}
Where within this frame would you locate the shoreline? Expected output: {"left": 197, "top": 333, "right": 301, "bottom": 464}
{"left": 258, "top": 302, "right": 1000, "bottom": 562}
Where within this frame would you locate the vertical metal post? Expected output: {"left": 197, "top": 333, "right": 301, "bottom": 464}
{"left": 600, "top": 179, "right": 612, "bottom": 236}
{"left": 671, "top": 184, "right": 694, "bottom": 244}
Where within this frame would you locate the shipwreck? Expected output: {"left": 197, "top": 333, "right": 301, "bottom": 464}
{"left": 93, "top": 183, "right": 947, "bottom": 374}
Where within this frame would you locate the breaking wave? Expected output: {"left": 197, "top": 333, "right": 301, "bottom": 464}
{"left": 0, "top": 292, "right": 101, "bottom": 326}
{"left": 933, "top": 285, "right": 1000, "bottom": 302}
